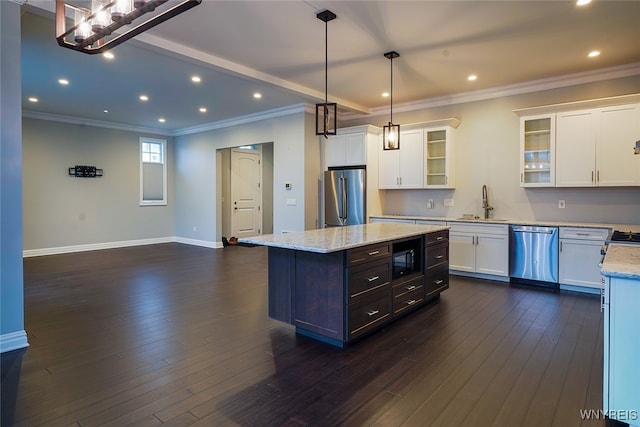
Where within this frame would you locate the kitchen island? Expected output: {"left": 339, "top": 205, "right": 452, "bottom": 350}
{"left": 600, "top": 244, "right": 640, "bottom": 427}
{"left": 240, "top": 223, "right": 450, "bottom": 347}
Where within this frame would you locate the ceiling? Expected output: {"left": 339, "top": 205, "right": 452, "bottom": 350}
{"left": 21, "top": 0, "right": 640, "bottom": 134}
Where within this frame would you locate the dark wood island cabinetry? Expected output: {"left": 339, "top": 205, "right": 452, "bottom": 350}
{"left": 241, "top": 223, "right": 449, "bottom": 347}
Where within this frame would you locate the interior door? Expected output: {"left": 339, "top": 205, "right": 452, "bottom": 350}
{"left": 231, "top": 149, "right": 261, "bottom": 238}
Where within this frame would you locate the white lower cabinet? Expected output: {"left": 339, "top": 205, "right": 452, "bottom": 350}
{"left": 449, "top": 223, "right": 509, "bottom": 277}
{"left": 603, "top": 274, "right": 640, "bottom": 426}
{"left": 558, "top": 227, "right": 608, "bottom": 291}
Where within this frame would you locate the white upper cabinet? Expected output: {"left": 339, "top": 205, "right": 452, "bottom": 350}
{"left": 597, "top": 104, "right": 640, "bottom": 186}
{"left": 425, "top": 127, "right": 456, "bottom": 188}
{"left": 556, "top": 103, "right": 640, "bottom": 187}
{"left": 325, "top": 132, "right": 367, "bottom": 167}
{"left": 379, "top": 119, "right": 459, "bottom": 190}
{"left": 519, "top": 114, "right": 556, "bottom": 187}
{"left": 379, "top": 128, "right": 424, "bottom": 189}
{"left": 556, "top": 109, "right": 597, "bottom": 187}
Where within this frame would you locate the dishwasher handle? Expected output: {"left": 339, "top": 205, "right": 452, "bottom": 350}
{"left": 511, "top": 227, "right": 556, "bottom": 234}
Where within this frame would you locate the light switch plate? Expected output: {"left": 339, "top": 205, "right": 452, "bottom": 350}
{"left": 444, "top": 198, "right": 454, "bottom": 207}
{"left": 286, "top": 199, "right": 297, "bottom": 206}
{"left": 558, "top": 200, "right": 566, "bottom": 209}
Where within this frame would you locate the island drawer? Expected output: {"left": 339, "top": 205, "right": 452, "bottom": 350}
{"left": 347, "top": 289, "right": 391, "bottom": 340}
{"left": 392, "top": 276, "right": 424, "bottom": 299}
{"left": 425, "top": 230, "right": 449, "bottom": 246}
{"left": 393, "top": 277, "right": 424, "bottom": 315}
{"left": 425, "top": 243, "right": 448, "bottom": 269}
{"left": 425, "top": 267, "right": 449, "bottom": 297}
{"left": 347, "top": 243, "right": 391, "bottom": 267}
{"left": 348, "top": 261, "right": 391, "bottom": 301}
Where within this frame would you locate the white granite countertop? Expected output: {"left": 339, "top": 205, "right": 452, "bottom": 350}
{"left": 239, "top": 223, "right": 449, "bottom": 253}
{"left": 370, "top": 215, "right": 640, "bottom": 232}
{"left": 601, "top": 244, "right": 640, "bottom": 280}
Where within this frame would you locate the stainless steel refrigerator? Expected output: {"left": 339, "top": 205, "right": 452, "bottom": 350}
{"left": 324, "top": 167, "right": 366, "bottom": 227}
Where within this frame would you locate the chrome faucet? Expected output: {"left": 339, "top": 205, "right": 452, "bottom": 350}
{"left": 482, "top": 184, "right": 494, "bottom": 219}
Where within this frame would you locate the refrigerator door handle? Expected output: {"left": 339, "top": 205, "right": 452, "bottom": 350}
{"left": 342, "top": 176, "right": 348, "bottom": 221}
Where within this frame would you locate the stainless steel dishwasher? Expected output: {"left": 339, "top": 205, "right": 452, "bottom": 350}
{"left": 509, "top": 225, "right": 559, "bottom": 284}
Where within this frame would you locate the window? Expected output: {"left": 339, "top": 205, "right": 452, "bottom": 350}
{"left": 139, "top": 137, "right": 167, "bottom": 205}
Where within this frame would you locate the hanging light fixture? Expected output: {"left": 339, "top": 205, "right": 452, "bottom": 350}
{"left": 383, "top": 51, "right": 400, "bottom": 150}
{"left": 315, "top": 9, "right": 337, "bottom": 138}
{"left": 56, "top": 0, "right": 202, "bottom": 55}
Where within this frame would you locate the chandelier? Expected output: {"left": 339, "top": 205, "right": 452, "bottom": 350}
{"left": 56, "top": 0, "right": 202, "bottom": 54}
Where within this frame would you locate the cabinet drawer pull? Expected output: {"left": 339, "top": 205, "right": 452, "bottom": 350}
{"left": 368, "top": 250, "right": 380, "bottom": 256}
{"left": 367, "top": 275, "right": 380, "bottom": 282}
{"left": 434, "top": 280, "right": 444, "bottom": 285}
{"left": 435, "top": 255, "right": 444, "bottom": 259}
{"left": 436, "top": 236, "right": 444, "bottom": 240}
{"left": 366, "top": 310, "right": 379, "bottom": 317}
{"left": 406, "top": 299, "right": 417, "bottom": 306}
{"left": 576, "top": 232, "right": 590, "bottom": 236}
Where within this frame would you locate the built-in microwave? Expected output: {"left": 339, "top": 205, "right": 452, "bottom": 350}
{"left": 392, "top": 248, "right": 415, "bottom": 278}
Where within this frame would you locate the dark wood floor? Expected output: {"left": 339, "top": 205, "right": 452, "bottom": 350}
{"left": 2, "top": 243, "right": 606, "bottom": 426}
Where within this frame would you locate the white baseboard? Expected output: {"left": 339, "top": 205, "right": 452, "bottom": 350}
{"left": 23, "top": 236, "right": 222, "bottom": 257}
{"left": 23, "top": 237, "right": 175, "bottom": 257}
{"left": 0, "top": 330, "right": 29, "bottom": 353}
{"left": 174, "top": 237, "right": 222, "bottom": 249}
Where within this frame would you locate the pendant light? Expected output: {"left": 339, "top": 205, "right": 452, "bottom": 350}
{"left": 56, "top": 0, "right": 202, "bottom": 55}
{"left": 315, "top": 9, "right": 337, "bottom": 138}
{"left": 383, "top": 51, "right": 400, "bottom": 150}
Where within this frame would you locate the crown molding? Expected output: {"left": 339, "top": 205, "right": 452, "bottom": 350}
{"left": 22, "top": 110, "right": 172, "bottom": 136}
{"left": 173, "top": 103, "right": 311, "bottom": 136}
{"left": 513, "top": 93, "right": 640, "bottom": 116}
{"left": 341, "top": 62, "right": 640, "bottom": 122}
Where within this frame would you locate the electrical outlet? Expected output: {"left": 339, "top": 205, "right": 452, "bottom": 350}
{"left": 427, "top": 199, "right": 434, "bottom": 209}
{"left": 444, "top": 198, "right": 454, "bottom": 207}
{"left": 558, "top": 200, "right": 566, "bottom": 209}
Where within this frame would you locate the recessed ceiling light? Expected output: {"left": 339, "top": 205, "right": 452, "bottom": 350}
{"left": 382, "top": 92, "right": 389, "bottom": 98}
{"left": 158, "top": 118, "right": 166, "bottom": 123}
{"left": 576, "top": 0, "right": 591, "bottom": 6}
{"left": 588, "top": 50, "right": 601, "bottom": 58}
{"left": 253, "top": 92, "right": 262, "bottom": 99}
{"left": 139, "top": 95, "right": 149, "bottom": 101}
{"left": 191, "top": 75, "right": 201, "bottom": 83}
{"left": 103, "top": 52, "right": 114, "bottom": 60}
{"left": 28, "top": 97, "right": 38, "bottom": 103}
{"left": 58, "top": 78, "right": 69, "bottom": 85}
{"left": 468, "top": 74, "right": 478, "bottom": 81}
{"left": 199, "top": 107, "right": 207, "bottom": 113}
{"left": 103, "top": 109, "right": 109, "bottom": 113}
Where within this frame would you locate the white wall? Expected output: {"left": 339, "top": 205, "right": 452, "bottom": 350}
{"left": 342, "top": 76, "right": 640, "bottom": 225}
{"left": 1, "top": 0, "right": 27, "bottom": 352}
{"left": 22, "top": 118, "right": 175, "bottom": 251}
{"left": 174, "top": 110, "right": 315, "bottom": 243}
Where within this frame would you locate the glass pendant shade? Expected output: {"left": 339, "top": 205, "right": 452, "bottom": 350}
{"left": 111, "top": 0, "right": 133, "bottom": 21}
{"left": 73, "top": 10, "right": 91, "bottom": 43}
{"left": 91, "top": 0, "right": 111, "bottom": 33}
{"left": 383, "top": 122, "right": 401, "bottom": 150}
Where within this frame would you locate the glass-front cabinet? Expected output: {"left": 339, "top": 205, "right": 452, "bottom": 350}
{"left": 424, "top": 125, "right": 456, "bottom": 189}
{"left": 520, "top": 114, "right": 556, "bottom": 187}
